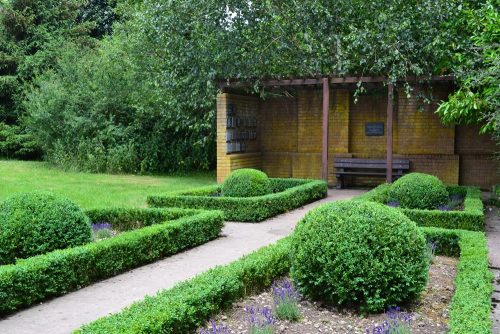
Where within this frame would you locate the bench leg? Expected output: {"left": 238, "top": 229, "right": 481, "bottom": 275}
{"left": 336, "top": 175, "right": 343, "bottom": 189}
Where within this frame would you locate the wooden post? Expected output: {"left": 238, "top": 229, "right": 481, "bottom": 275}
{"left": 322, "top": 78, "right": 330, "bottom": 182}
{"left": 386, "top": 83, "right": 394, "bottom": 183}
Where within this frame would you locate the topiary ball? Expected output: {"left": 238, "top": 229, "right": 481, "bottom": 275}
{"left": 0, "top": 191, "right": 91, "bottom": 264}
{"left": 388, "top": 172, "right": 448, "bottom": 209}
{"left": 291, "top": 200, "right": 429, "bottom": 313}
{"left": 222, "top": 168, "right": 271, "bottom": 197}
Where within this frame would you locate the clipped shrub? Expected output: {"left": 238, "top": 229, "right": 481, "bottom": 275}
{"left": 388, "top": 172, "right": 448, "bottom": 209}
{"left": 0, "top": 191, "right": 91, "bottom": 264}
{"left": 222, "top": 169, "right": 271, "bottom": 198}
{"left": 291, "top": 200, "right": 429, "bottom": 312}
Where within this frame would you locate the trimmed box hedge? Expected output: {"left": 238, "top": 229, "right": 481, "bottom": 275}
{"left": 77, "top": 227, "right": 492, "bottom": 334}
{"left": 147, "top": 178, "right": 328, "bottom": 222}
{"left": 0, "top": 208, "right": 224, "bottom": 314}
{"left": 354, "top": 184, "right": 484, "bottom": 231}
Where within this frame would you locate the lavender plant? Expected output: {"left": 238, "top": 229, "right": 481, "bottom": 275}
{"left": 91, "top": 222, "right": 113, "bottom": 241}
{"left": 198, "top": 320, "right": 231, "bottom": 334}
{"left": 386, "top": 201, "right": 400, "bottom": 208}
{"left": 366, "top": 307, "right": 413, "bottom": 334}
{"left": 246, "top": 306, "right": 275, "bottom": 334}
{"left": 426, "top": 240, "right": 437, "bottom": 264}
{"left": 272, "top": 279, "right": 301, "bottom": 321}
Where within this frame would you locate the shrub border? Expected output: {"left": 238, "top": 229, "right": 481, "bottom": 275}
{"left": 76, "top": 227, "right": 492, "bottom": 334}
{"left": 147, "top": 178, "right": 328, "bottom": 222}
{"left": 0, "top": 208, "right": 224, "bottom": 314}
{"left": 354, "top": 184, "right": 484, "bottom": 231}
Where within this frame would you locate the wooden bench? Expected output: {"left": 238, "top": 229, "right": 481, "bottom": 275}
{"left": 334, "top": 158, "right": 410, "bottom": 189}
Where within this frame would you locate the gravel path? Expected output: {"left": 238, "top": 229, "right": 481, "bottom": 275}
{"left": 0, "top": 189, "right": 363, "bottom": 334}
{"left": 486, "top": 206, "right": 500, "bottom": 334}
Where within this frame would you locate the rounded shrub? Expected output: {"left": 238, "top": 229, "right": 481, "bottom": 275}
{"left": 222, "top": 168, "right": 271, "bottom": 197}
{"left": 290, "top": 200, "right": 429, "bottom": 312}
{"left": 0, "top": 191, "right": 91, "bottom": 264}
{"left": 388, "top": 172, "right": 448, "bottom": 209}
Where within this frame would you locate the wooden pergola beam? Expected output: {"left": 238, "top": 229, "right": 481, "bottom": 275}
{"left": 217, "top": 75, "right": 455, "bottom": 89}
{"left": 322, "top": 78, "right": 329, "bottom": 182}
{"left": 386, "top": 83, "right": 394, "bottom": 183}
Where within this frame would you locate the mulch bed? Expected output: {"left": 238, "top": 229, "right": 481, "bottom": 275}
{"left": 200, "top": 256, "right": 457, "bottom": 334}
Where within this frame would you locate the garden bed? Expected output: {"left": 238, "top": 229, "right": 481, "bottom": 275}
{"left": 354, "top": 184, "right": 484, "bottom": 231}
{"left": 76, "top": 227, "right": 492, "bottom": 334}
{"left": 147, "top": 178, "right": 328, "bottom": 222}
{"left": 0, "top": 208, "right": 224, "bottom": 315}
{"left": 203, "top": 255, "right": 457, "bottom": 333}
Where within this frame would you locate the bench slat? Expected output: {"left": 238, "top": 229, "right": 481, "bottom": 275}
{"left": 334, "top": 163, "right": 409, "bottom": 169}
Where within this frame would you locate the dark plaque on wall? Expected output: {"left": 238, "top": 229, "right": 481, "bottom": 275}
{"left": 365, "top": 122, "right": 384, "bottom": 136}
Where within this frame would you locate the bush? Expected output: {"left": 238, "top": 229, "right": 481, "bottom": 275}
{"left": 355, "top": 185, "right": 484, "bottom": 231}
{"left": 75, "top": 227, "right": 491, "bottom": 334}
{"left": 0, "top": 208, "right": 224, "bottom": 314}
{"left": 388, "top": 173, "right": 448, "bottom": 209}
{"left": 222, "top": 169, "right": 271, "bottom": 198}
{"left": 290, "top": 200, "right": 429, "bottom": 312}
{"left": 0, "top": 191, "right": 91, "bottom": 264}
{"left": 148, "top": 178, "right": 328, "bottom": 222}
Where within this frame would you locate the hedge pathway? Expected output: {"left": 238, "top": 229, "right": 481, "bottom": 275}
{"left": 486, "top": 206, "right": 500, "bottom": 334}
{"left": 0, "top": 189, "right": 363, "bottom": 334}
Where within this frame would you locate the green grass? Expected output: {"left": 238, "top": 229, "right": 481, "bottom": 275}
{"left": 0, "top": 160, "right": 215, "bottom": 208}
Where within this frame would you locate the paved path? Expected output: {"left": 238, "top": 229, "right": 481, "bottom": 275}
{"left": 486, "top": 206, "right": 500, "bottom": 334}
{"left": 0, "top": 189, "right": 363, "bottom": 334}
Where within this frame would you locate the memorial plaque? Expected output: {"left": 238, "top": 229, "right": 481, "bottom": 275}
{"left": 365, "top": 122, "right": 384, "bottom": 136}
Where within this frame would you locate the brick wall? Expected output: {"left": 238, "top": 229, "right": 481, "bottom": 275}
{"left": 216, "top": 86, "right": 499, "bottom": 188}
{"left": 216, "top": 93, "right": 261, "bottom": 182}
{"left": 456, "top": 125, "right": 499, "bottom": 188}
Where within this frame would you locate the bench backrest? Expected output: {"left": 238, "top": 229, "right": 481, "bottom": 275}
{"left": 334, "top": 158, "right": 410, "bottom": 170}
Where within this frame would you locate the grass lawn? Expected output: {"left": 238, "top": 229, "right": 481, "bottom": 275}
{"left": 0, "top": 160, "right": 215, "bottom": 208}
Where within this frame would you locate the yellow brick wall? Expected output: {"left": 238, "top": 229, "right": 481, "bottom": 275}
{"left": 216, "top": 85, "right": 498, "bottom": 188}
{"left": 216, "top": 93, "right": 262, "bottom": 183}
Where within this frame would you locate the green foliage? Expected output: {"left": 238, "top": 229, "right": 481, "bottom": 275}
{"left": 0, "top": 123, "right": 41, "bottom": 159}
{"left": 0, "top": 191, "right": 91, "bottom": 265}
{"left": 400, "top": 187, "right": 484, "bottom": 231}
{"left": 355, "top": 185, "right": 484, "bottom": 231}
{"left": 419, "top": 227, "right": 493, "bottom": 334}
{"left": 436, "top": 0, "right": 499, "bottom": 135}
{"left": 388, "top": 173, "right": 448, "bottom": 209}
{"left": 25, "top": 23, "right": 215, "bottom": 173}
{"left": 0, "top": 208, "right": 224, "bottom": 314}
{"left": 275, "top": 299, "right": 300, "bottom": 322}
{"left": 290, "top": 200, "right": 429, "bottom": 313}
{"left": 75, "top": 226, "right": 491, "bottom": 334}
{"left": 148, "top": 178, "right": 328, "bottom": 222}
{"left": 222, "top": 169, "right": 271, "bottom": 198}
{"left": 76, "top": 237, "right": 292, "bottom": 334}
{"left": 84, "top": 207, "right": 198, "bottom": 231}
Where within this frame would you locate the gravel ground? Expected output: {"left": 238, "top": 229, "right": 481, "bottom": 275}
{"left": 201, "top": 255, "right": 458, "bottom": 334}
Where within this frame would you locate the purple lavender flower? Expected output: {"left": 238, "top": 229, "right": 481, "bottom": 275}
{"left": 198, "top": 320, "right": 231, "bottom": 334}
{"left": 91, "top": 222, "right": 112, "bottom": 232}
{"left": 366, "top": 306, "right": 412, "bottom": 334}
{"left": 246, "top": 306, "right": 275, "bottom": 334}
{"left": 387, "top": 201, "right": 400, "bottom": 208}
{"left": 272, "top": 279, "right": 301, "bottom": 321}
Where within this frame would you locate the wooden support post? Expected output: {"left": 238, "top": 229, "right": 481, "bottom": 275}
{"left": 322, "top": 78, "right": 330, "bottom": 182}
{"left": 386, "top": 83, "right": 394, "bottom": 183}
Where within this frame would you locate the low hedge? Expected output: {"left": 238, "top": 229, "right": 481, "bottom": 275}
{"left": 354, "top": 184, "right": 484, "bottom": 231}
{"left": 147, "top": 178, "right": 328, "bottom": 222}
{"left": 77, "top": 227, "right": 492, "bottom": 334}
{"left": 76, "top": 237, "right": 293, "bottom": 333}
{"left": 0, "top": 208, "right": 224, "bottom": 314}
{"left": 84, "top": 207, "right": 199, "bottom": 231}
{"left": 421, "top": 227, "right": 492, "bottom": 334}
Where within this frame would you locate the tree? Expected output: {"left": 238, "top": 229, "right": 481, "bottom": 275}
{"left": 436, "top": 0, "right": 499, "bottom": 135}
